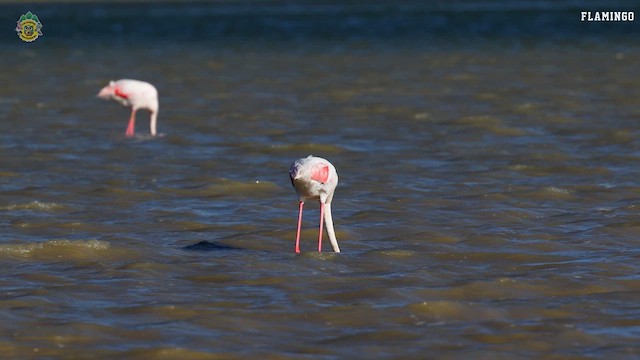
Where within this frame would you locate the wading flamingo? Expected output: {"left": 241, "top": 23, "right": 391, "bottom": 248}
{"left": 289, "top": 155, "right": 341, "bottom": 253}
{"left": 97, "top": 79, "right": 159, "bottom": 137}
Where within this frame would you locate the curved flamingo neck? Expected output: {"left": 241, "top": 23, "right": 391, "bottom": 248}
{"left": 149, "top": 110, "right": 158, "bottom": 136}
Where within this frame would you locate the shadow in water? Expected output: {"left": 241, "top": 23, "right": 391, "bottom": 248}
{"left": 183, "top": 241, "right": 241, "bottom": 252}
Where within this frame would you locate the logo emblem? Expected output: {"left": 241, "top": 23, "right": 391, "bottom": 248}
{"left": 16, "top": 11, "right": 43, "bottom": 42}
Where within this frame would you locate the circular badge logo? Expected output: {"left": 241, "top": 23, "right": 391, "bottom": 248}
{"left": 16, "top": 11, "right": 43, "bottom": 42}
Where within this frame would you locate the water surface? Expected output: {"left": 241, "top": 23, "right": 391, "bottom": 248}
{"left": 1, "top": 1, "right": 640, "bottom": 358}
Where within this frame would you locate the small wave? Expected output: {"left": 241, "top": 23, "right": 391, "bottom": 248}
{"left": 0, "top": 239, "right": 110, "bottom": 259}
{"left": 544, "top": 186, "right": 571, "bottom": 195}
{"left": 206, "top": 179, "right": 280, "bottom": 196}
{"left": 510, "top": 164, "right": 611, "bottom": 177}
{"left": 379, "top": 250, "right": 416, "bottom": 257}
{"left": 407, "top": 300, "right": 505, "bottom": 322}
{"left": 267, "top": 143, "right": 346, "bottom": 154}
{"left": 0, "top": 201, "right": 67, "bottom": 212}
{"left": 456, "top": 115, "right": 528, "bottom": 136}
{"left": 225, "top": 142, "right": 347, "bottom": 157}
{"left": 0, "top": 171, "right": 19, "bottom": 177}
{"left": 162, "top": 179, "right": 280, "bottom": 198}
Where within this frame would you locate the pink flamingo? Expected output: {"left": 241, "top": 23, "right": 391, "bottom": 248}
{"left": 289, "top": 155, "right": 341, "bottom": 253}
{"left": 97, "top": 79, "right": 159, "bottom": 137}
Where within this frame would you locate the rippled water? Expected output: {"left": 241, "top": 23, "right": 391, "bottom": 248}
{"left": 1, "top": 1, "right": 640, "bottom": 358}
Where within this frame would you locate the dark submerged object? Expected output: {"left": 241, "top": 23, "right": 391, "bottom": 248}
{"left": 183, "top": 241, "right": 241, "bottom": 252}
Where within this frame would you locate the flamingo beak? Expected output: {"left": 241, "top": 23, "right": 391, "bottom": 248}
{"left": 96, "top": 86, "right": 111, "bottom": 99}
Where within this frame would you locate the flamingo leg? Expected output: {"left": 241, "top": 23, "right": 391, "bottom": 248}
{"left": 125, "top": 109, "right": 137, "bottom": 137}
{"left": 295, "top": 201, "right": 304, "bottom": 253}
{"left": 318, "top": 202, "right": 324, "bottom": 252}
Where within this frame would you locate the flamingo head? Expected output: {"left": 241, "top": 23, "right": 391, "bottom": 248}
{"left": 96, "top": 81, "right": 117, "bottom": 99}
{"left": 289, "top": 162, "right": 302, "bottom": 185}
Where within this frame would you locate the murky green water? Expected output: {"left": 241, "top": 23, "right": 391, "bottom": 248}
{"left": 1, "top": 1, "right": 640, "bottom": 358}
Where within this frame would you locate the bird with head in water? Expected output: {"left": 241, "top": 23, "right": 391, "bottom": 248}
{"left": 97, "top": 79, "right": 159, "bottom": 137}
{"left": 289, "top": 155, "right": 341, "bottom": 253}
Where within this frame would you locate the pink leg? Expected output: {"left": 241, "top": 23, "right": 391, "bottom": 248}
{"left": 318, "top": 202, "right": 324, "bottom": 252}
{"left": 295, "top": 201, "right": 304, "bottom": 253}
{"left": 125, "top": 109, "right": 136, "bottom": 137}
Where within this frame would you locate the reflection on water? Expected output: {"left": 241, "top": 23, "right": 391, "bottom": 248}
{"left": 1, "top": 1, "right": 640, "bottom": 358}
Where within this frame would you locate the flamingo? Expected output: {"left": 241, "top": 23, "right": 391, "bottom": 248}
{"left": 97, "top": 79, "right": 159, "bottom": 137}
{"left": 289, "top": 155, "right": 341, "bottom": 253}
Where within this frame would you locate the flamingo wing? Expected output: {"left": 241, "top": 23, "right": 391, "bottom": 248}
{"left": 310, "top": 164, "right": 329, "bottom": 183}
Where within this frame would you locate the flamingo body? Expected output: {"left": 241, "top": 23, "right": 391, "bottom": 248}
{"left": 289, "top": 155, "right": 341, "bottom": 253}
{"left": 97, "top": 79, "right": 159, "bottom": 137}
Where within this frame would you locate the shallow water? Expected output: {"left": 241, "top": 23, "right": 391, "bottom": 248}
{"left": 1, "top": 1, "right": 640, "bottom": 358}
